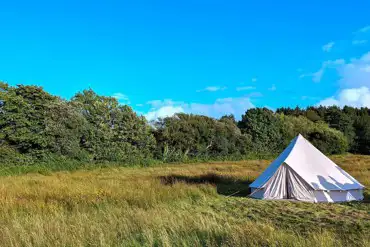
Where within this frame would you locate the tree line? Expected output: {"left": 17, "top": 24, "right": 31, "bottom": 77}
{"left": 1, "top": 83, "right": 369, "bottom": 168}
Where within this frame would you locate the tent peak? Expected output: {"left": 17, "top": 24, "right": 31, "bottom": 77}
{"left": 296, "top": 133, "right": 307, "bottom": 142}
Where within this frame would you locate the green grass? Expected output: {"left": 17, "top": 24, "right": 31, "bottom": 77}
{"left": 0, "top": 155, "right": 369, "bottom": 246}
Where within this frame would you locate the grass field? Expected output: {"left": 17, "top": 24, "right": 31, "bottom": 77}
{"left": 0, "top": 155, "right": 369, "bottom": 247}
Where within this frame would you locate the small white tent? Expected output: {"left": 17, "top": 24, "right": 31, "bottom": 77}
{"left": 249, "top": 134, "right": 365, "bottom": 202}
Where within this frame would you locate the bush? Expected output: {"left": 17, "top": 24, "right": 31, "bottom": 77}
{"left": 0, "top": 144, "right": 35, "bottom": 166}
{"left": 281, "top": 115, "right": 348, "bottom": 154}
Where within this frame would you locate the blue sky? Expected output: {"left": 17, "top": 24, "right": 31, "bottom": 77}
{"left": 1, "top": 1, "right": 370, "bottom": 120}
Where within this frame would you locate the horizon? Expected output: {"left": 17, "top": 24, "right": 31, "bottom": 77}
{"left": 1, "top": 1, "right": 370, "bottom": 120}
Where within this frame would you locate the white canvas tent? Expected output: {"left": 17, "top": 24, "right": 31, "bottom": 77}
{"left": 249, "top": 134, "right": 365, "bottom": 202}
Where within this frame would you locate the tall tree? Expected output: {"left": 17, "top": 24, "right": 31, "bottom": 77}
{"left": 0, "top": 83, "right": 57, "bottom": 155}
{"left": 238, "top": 108, "right": 286, "bottom": 153}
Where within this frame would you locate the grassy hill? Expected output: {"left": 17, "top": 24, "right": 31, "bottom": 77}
{"left": 0, "top": 155, "right": 369, "bottom": 246}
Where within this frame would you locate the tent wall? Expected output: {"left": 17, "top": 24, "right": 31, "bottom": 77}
{"left": 250, "top": 188, "right": 265, "bottom": 199}
{"left": 314, "top": 190, "right": 364, "bottom": 203}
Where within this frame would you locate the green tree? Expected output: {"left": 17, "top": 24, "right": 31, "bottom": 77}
{"left": 306, "top": 109, "right": 321, "bottom": 122}
{"left": 154, "top": 113, "right": 251, "bottom": 161}
{"left": 71, "top": 89, "right": 155, "bottom": 161}
{"left": 220, "top": 114, "right": 236, "bottom": 125}
{"left": 323, "top": 106, "right": 355, "bottom": 149}
{"left": 238, "top": 108, "right": 286, "bottom": 153}
{"left": 353, "top": 115, "right": 370, "bottom": 154}
{"left": 281, "top": 115, "right": 348, "bottom": 154}
{"left": 0, "top": 83, "right": 57, "bottom": 156}
{"left": 45, "top": 100, "right": 89, "bottom": 160}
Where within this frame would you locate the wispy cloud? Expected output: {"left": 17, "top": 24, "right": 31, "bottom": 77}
{"left": 112, "top": 93, "right": 130, "bottom": 103}
{"left": 236, "top": 86, "right": 256, "bottom": 91}
{"left": 322, "top": 42, "right": 335, "bottom": 52}
{"left": 251, "top": 77, "right": 257, "bottom": 82}
{"left": 357, "top": 25, "right": 370, "bottom": 33}
{"left": 268, "top": 84, "right": 276, "bottom": 91}
{"left": 112, "top": 93, "right": 128, "bottom": 100}
{"left": 300, "top": 59, "right": 345, "bottom": 82}
{"left": 353, "top": 40, "right": 368, "bottom": 45}
{"left": 196, "top": 86, "right": 227, "bottom": 92}
{"left": 144, "top": 96, "right": 255, "bottom": 121}
{"left": 301, "top": 96, "right": 319, "bottom": 100}
{"left": 312, "top": 69, "right": 325, "bottom": 83}
{"left": 245, "top": 92, "right": 263, "bottom": 98}
{"left": 146, "top": 99, "right": 181, "bottom": 108}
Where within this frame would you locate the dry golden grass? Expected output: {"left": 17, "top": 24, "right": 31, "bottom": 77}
{"left": 0, "top": 155, "right": 369, "bottom": 246}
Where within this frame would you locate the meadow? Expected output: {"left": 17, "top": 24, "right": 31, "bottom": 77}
{"left": 0, "top": 155, "right": 369, "bottom": 247}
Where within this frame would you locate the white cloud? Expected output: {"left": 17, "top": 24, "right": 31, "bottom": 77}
{"left": 357, "top": 25, "right": 370, "bottom": 33}
{"left": 136, "top": 104, "right": 144, "bottom": 107}
{"left": 112, "top": 93, "right": 130, "bottom": 104}
{"left": 322, "top": 42, "right": 335, "bottom": 52}
{"left": 318, "top": 87, "right": 370, "bottom": 107}
{"left": 316, "top": 51, "right": 370, "bottom": 108}
{"left": 143, "top": 96, "right": 255, "bottom": 120}
{"left": 251, "top": 77, "right": 257, "bottom": 82}
{"left": 300, "top": 59, "right": 345, "bottom": 82}
{"left": 317, "top": 97, "right": 340, "bottom": 107}
{"left": 268, "top": 84, "right": 276, "bottom": 91}
{"left": 112, "top": 93, "right": 129, "bottom": 101}
{"left": 236, "top": 86, "right": 255, "bottom": 91}
{"left": 196, "top": 86, "right": 227, "bottom": 92}
{"left": 353, "top": 40, "right": 368, "bottom": 45}
{"left": 338, "top": 51, "right": 370, "bottom": 88}
{"left": 145, "top": 105, "right": 185, "bottom": 121}
{"left": 188, "top": 97, "right": 254, "bottom": 118}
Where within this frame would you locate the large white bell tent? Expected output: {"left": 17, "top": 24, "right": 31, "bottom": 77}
{"left": 249, "top": 134, "right": 365, "bottom": 202}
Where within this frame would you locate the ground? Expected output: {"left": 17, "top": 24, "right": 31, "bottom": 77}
{"left": 0, "top": 155, "right": 369, "bottom": 247}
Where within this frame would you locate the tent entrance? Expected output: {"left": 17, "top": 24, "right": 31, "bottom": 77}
{"left": 284, "top": 163, "right": 315, "bottom": 201}
{"left": 262, "top": 163, "right": 315, "bottom": 201}
{"left": 285, "top": 174, "right": 291, "bottom": 199}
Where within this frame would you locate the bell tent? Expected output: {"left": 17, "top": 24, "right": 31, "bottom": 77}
{"left": 249, "top": 134, "right": 364, "bottom": 202}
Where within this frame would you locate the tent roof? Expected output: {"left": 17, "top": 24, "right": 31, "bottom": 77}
{"left": 250, "top": 134, "right": 365, "bottom": 191}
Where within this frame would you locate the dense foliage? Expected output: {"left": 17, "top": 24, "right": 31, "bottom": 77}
{"left": 1, "top": 83, "right": 369, "bottom": 167}
{"left": 276, "top": 106, "right": 370, "bottom": 154}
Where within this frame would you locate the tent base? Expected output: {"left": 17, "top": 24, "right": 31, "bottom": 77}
{"left": 313, "top": 190, "right": 364, "bottom": 202}
{"left": 250, "top": 188, "right": 364, "bottom": 203}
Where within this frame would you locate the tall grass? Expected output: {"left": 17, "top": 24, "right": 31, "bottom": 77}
{"left": 0, "top": 155, "right": 368, "bottom": 246}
